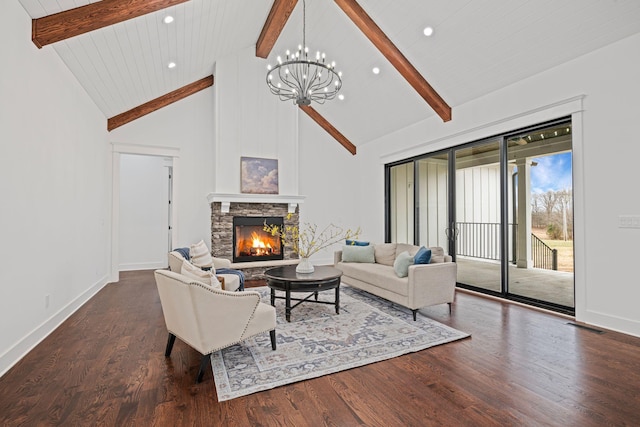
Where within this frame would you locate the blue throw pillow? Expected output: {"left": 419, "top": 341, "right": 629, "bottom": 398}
{"left": 414, "top": 246, "right": 432, "bottom": 264}
{"left": 393, "top": 251, "right": 414, "bottom": 278}
{"left": 345, "top": 239, "right": 370, "bottom": 246}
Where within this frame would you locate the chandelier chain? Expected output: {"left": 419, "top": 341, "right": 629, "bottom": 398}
{"left": 302, "top": 0, "right": 306, "bottom": 54}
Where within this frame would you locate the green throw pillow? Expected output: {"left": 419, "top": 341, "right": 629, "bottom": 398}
{"left": 342, "top": 245, "right": 375, "bottom": 263}
{"left": 393, "top": 251, "right": 414, "bottom": 278}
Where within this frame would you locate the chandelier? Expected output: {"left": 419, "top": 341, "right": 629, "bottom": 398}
{"left": 266, "top": 0, "right": 342, "bottom": 105}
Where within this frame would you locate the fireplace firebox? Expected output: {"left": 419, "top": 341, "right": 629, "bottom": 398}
{"left": 233, "top": 216, "right": 284, "bottom": 263}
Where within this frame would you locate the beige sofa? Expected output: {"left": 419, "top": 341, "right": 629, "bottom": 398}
{"left": 334, "top": 243, "right": 457, "bottom": 320}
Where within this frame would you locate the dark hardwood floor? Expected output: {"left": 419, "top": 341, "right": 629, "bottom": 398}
{"left": 1, "top": 270, "right": 639, "bottom": 426}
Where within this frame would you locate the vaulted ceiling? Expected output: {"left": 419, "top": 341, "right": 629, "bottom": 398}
{"left": 17, "top": 0, "right": 640, "bottom": 149}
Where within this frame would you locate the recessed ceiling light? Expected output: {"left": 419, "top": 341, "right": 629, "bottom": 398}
{"left": 372, "top": 67, "right": 380, "bottom": 75}
{"left": 168, "top": 62, "right": 176, "bottom": 69}
{"left": 423, "top": 26, "right": 434, "bottom": 37}
{"left": 164, "top": 16, "right": 174, "bottom": 24}
{"left": 338, "top": 94, "right": 345, "bottom": 101}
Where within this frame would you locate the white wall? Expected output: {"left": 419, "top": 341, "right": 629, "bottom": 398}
{"left": 354, "top": 33, "right": 640, "bottom": 337}
{"left": 119, "top": 154, "right": 170, "bottom": 271}
{"left": 109, "top": 88, "right": 214, "bottom": 249}
{"left": 213, "top": 46, "right": 298, "bottom": 195}
{"left": 0, "top": 1, "right": 110, "bottom": 375}
{"left": 297, "top": 112, "right": 362, "bottom": 266}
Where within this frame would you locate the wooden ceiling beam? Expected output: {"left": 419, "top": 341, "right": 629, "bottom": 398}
{"left": 299, "top": 105, "right": 356, "bottom": 155}
{"left": 32, "top": 0, "right": 190, "bottom": 48}
{"left": 107, "top": 75, "right": 213, "bottom": 131}
{"left": 256, "top": 0, "right": 299, "bottom": 58}
{"left": 334, "top": 0, "right": 452, "bottom": 122}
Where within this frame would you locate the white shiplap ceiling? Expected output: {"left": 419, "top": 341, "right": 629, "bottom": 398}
{"left": 17, "top": 0, "right": 640, "bottom": 145}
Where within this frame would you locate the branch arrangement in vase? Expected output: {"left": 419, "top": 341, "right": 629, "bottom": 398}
{"left": 264, "top": 214, "right": 360, "bottom": 258}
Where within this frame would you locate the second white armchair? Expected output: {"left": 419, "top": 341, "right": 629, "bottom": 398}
{"left": 154, "top": 270, "right": 276, "bottom": 383}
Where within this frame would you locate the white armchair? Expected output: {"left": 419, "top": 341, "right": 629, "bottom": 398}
{"left": 154, "top": 270, "right": 276, "bottom": 383}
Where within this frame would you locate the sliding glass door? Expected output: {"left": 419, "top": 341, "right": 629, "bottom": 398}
{"left": 416, "top": 153, "right": 450, "bottom": 249}
{"left": 453, "top": 137, "right": 504, "bottom": 294}
{"left": 386, "top": 119, "right": 575, "bottom": 314}
{"left": 505, "top": 122, "right": 574, "bottom": 309}
{"left": 388, "top": 152, "right": 450, "bottom": 249}
{"left": 388, "top": 162, "right": 414, "bottom": 244}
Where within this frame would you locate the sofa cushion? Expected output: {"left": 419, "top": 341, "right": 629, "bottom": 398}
{"left": 393, "top": 251, "right": 414, "bottom": 278}
{"left": 337, "top": 262, "right": 409, "bottom": 296}
{"left": 414, "top": 246, "right": 432, "bottom": 264}
{"left": 374, "top": 243, "right": 397, "bottom": 266}
{"left": 190, "top": 240, "right": 213, "bottom": 269}
{"left": 395, "top": 243, "right": 420, "bottom": 257}
{"left": 342, "top": 245, "right": 375, "bottom": 263}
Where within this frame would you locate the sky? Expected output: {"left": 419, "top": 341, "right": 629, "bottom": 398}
{"left": 241, "top": 157, "right": 279, "bottom": 194}
{"left": 530, "top": 152, "right": 572, "bottom": 193}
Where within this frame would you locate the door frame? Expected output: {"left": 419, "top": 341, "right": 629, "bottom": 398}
{"left": 110, "top": 143, "right": 180, "bottom": 283}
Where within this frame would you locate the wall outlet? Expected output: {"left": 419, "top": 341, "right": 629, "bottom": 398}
{"left": 45, "top": 294, "right": 50, "bottom": 309}
{"left": 619, "top": 215, "right": 640, "bottom": 228}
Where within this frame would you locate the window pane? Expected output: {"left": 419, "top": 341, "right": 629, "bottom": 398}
{"left": 389, "top": 162, "right": 414, "bottom": 244}
{"left": 454, "top": 138, "right": 502, "bottom": 293}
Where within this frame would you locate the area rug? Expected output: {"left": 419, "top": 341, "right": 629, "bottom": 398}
{"left": 211, "top": 285, "right": 470, "bottom": 401}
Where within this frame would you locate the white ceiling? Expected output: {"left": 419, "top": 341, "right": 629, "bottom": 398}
{"left": 17, "top": 0, "right": 640, "bottom": 145}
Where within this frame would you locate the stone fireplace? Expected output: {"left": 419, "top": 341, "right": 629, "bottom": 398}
{"left": 232, "top": 216, "right": 284, "bottom": 263}
{"left": 208, "top": 193, "right": 305, "bottom": 279}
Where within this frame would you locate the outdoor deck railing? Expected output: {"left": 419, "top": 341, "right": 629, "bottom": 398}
{"left": 456, "top": 222, "right": 502, "bottom": 261}
{"left": 456, "top": 222, "right": 557, "bottom": 270}
{"left": 531, "top": 233, "right": 558, "bottom": 270}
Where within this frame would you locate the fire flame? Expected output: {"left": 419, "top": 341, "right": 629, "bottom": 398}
{"left": 251, "top": 232, "right": 272, "bottom": 251}
{"left": 235, "top": 228, "right": 281, "bottom": 258}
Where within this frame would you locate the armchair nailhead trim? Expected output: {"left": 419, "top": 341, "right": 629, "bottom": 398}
{"left": 189, "top": 281, "right": 264, "bottom": 353}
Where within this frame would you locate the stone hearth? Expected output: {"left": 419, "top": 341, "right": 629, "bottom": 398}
{"left": 210, "top": 202, "right": 300, "bottom": 280}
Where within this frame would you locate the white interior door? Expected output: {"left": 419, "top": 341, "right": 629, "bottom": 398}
{"left": 118, "top": 154, "right": 171, "bottom": 271}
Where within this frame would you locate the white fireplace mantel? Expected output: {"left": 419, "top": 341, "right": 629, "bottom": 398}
{"left": 206, "top": 193, "right": 306, "bottom": 214}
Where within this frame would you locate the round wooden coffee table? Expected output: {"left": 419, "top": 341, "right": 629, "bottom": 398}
{"left": 264, "top": 265, "right": 343, "bottom": 322}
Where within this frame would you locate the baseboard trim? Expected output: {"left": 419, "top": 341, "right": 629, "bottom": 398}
{"left": 581, "top": 309, "right": 640, "bottom": 338}
{"left": 0, "top": 275, "right": 110, "bottom": 378}
{"left": 119, "top": 261, "right": 167, "bottom": 271}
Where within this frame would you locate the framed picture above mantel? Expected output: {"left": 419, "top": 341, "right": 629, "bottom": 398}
{"left": 240, "top": 156, "right": 279, "bottom": 194}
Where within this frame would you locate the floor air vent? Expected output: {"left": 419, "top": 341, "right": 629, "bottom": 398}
{"left": 566, "top": 322, "right": 605, "bottom": 334}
